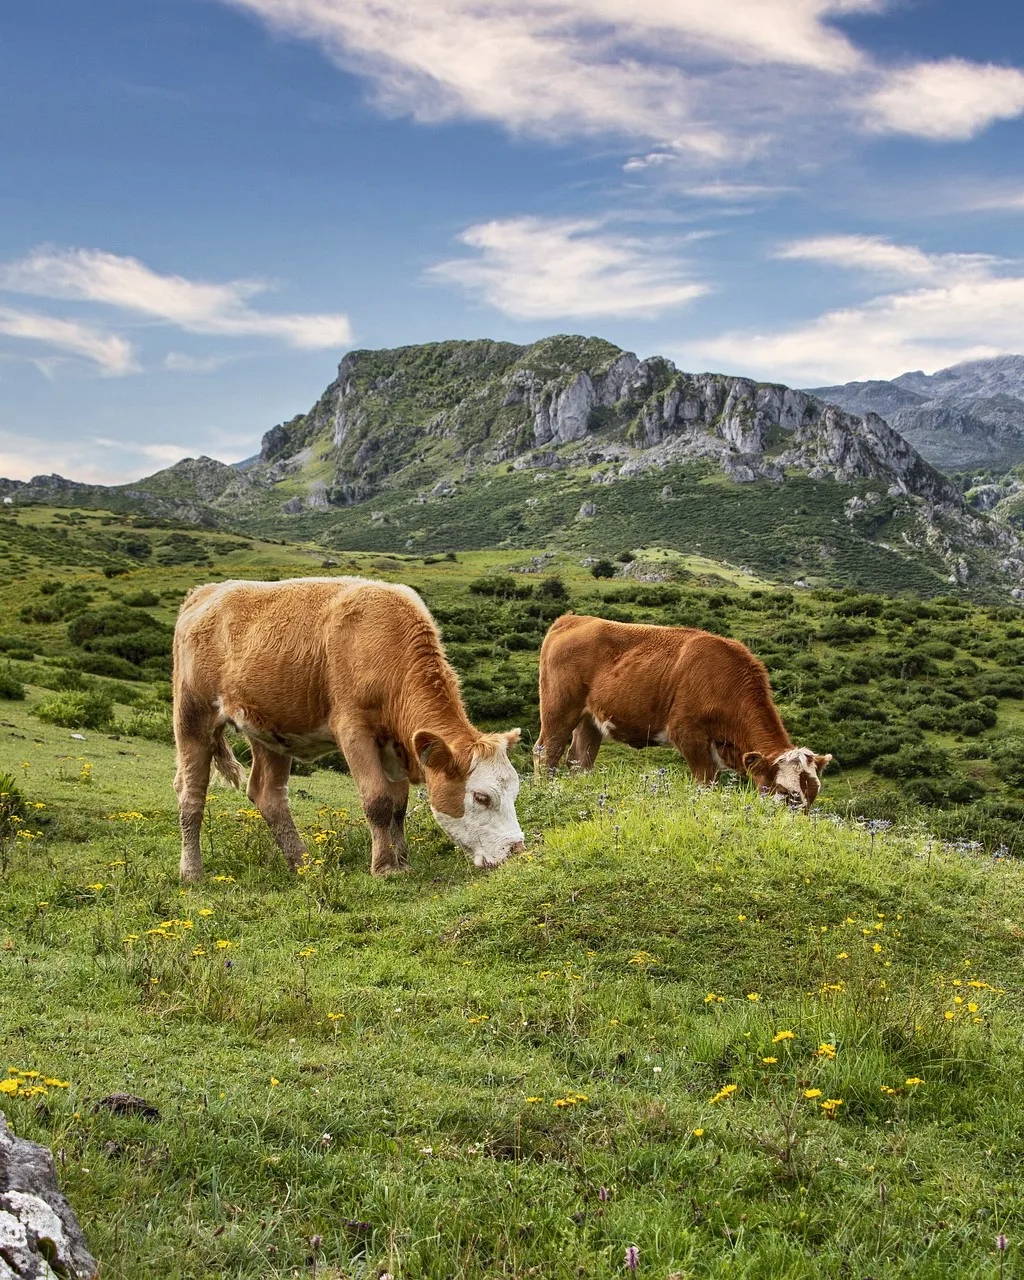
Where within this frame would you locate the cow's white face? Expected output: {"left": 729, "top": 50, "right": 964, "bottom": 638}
{"left": 419, "top": 730, "right": 526, "bottom": 868}
{"left": 744, "top": 746, "right": 832, "bottom": 811}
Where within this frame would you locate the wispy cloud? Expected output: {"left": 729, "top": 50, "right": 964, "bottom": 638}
{"left": 216, "top": 0, "right": 1024, "bottom": 163}
{"left": 863, "top": 58, "right": 1024, "bottom": 140}
{"left": 426, "top": 216, "right": 709, "bottom": 319}
{"left": 0, "top": 247, "right": 352, "bottom": 349}
{"left": 163, "top": 351, "right": 235, "bottom": 373}
{"left": 694, "top": 235, "right": 1024, "bottom": 383}
{"left": 0, "top": 306, "right": 136, "bottom": 374}
{"left": 774, "top": 233, "right": 998, "bottom": 282}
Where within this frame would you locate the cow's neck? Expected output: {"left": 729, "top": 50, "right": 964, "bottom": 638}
{"left": 728, "top": 701, "right": 793, "bottom": 763}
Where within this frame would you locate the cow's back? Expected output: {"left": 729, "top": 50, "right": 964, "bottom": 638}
{"left": 173, "top": 577, "right": 433, "bottom": 730}
{"left": 542, "top": 614, "right": 771, "bottom": 730}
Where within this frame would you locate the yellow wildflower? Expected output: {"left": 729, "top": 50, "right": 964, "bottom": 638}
{"left": 0, "top": 1080, "right": 18, "bottom": 1095}
{"left": 525, "top": 1096, "right": 543, "bottom": 1104}
{"left": 772, "top": 1030, "right": 795, "bottom": 1043}
{"left": 746, "top": 992, "right": 760, "bottom": 1002}
{"left": 815, "top": 1043, "right": 837, "bottom": 1060}
{"left": 692, "top": 1127, "right": 705, "bottom": 1137}
{"left": 804, "top": 1088, "right": 823, "bottom": 1099}
{"left": 905, "top": 1077, "right": 924, "bottom": 1087}
{"left": 761, "top": 1057, "right": 778, "bottom": 1065}
{"left": 710, "top": 1083, "right": 738, "bottom": 1104}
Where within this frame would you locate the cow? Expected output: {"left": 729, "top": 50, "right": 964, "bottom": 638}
{"left": 172, "top": 577, "right": 525, "bottom": 882}
{"left": 535, "top": 614, "right": 831, "bottom": 809}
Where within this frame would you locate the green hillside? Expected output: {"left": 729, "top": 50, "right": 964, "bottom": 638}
{"left": 6, "top": 334, "right": 1024, "bottom": 600}
{"left": 5, "top": 507, "right": 1024, "bottom": 1276}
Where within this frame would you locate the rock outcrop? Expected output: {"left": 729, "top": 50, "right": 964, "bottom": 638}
{"left": 0, "top": 1111, "right": 97, "bottom": 1278}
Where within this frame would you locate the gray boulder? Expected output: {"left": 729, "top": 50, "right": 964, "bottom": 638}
{"left": 0, "top": 1111, "right": 97, "bottom": 1278}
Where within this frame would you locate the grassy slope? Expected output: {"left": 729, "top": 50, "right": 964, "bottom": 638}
{"left": 4, "top": 742, "right": 1024, "bottom": 1280}
{"left": 1, "top": 513, "right": 1024, "bottom": 1276}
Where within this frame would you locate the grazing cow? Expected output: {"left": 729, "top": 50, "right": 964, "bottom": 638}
{"left": 172, "top": 577, "right": 525, "bottom": 882}
{"left": 536, "top": 614, "right": 831, "bottom": 809}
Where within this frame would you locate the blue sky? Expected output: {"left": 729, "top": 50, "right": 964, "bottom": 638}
{"left": 2, "top": 0, "right": 1023, "bottom": 482}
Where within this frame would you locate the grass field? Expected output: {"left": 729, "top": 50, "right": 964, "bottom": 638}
{"left": 3, "top": 506, "right": 1024, "bottom": 1277}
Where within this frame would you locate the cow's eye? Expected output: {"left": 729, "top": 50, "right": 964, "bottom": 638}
{"left": 473, "top": 792, "right": 492, "bottom": 808}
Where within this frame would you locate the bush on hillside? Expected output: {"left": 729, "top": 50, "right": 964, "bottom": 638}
{"left": 468, "top": 575, "right": 533, "bottom": 599}
{"left": 35, "top": 689, "right": 115, "bottom": 730}
{"left": 122, "top": 589, "right": 160, "bottom": 607}
{"left": 119, "top": 704, "right": 174, "bottom": 744}
{"left": 0, "top": 771, "right": 25, "bottom": 837}
{"left": 0, "top": 667, "right": 25, "bottom": 700}
{"left": 536, "top": 576, "right": 569, "bottom": 601}
{"left": 590, "top": 559, "right": 616, "bottom": 579}
{"left": 77, "top": 652, "right": 144, "bottom": 681}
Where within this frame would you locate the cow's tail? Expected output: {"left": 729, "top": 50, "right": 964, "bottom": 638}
{"left": 212, "top": 725, "right": 247, "bottom": 790}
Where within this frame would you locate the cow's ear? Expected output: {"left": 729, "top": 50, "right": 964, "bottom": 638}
{"left": 813, "top": 752, "right": 833, "bottom": 772}
{"left": 743, "top": 751, "right": 774, "bottom": 778}
{"left": 413, "top": 730, "right": 455, "bottom": 775}
{"left": 503, "top": 727, "right": 522, "bottom": 748}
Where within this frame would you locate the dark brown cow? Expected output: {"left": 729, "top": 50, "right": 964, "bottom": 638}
{"left": 536, "top": 614, "right": 831, "bottom": 807}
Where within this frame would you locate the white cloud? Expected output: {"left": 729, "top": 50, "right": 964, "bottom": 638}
{"left": 217, "top": 0, "right": 1024, "bottom": 157}
{"left": 0, "top": 247, "right": 352, "bottom": 349}
{"left": 693, "top": 236, "right": 1024, "bottom": 383}
{"left": 864, "top": 58, "right": 1024, "bottom": 140}
{"left": 163, "top": 351, "right": 234, "bottom": 373}
{"left": 0, "top": 306, "right": 136, "bottom": 374}
{"left": 218, "top": 0, "right": 883, "bottom": 155}
{"left": 775, "top": 233, "right": 998, "bottom": 282}
{"left": 426, "top": 216, "right": 708, "bottom": 319}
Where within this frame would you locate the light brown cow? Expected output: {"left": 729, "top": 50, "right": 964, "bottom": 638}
{"left": 536, "top": 614, "right": 831, "bottom": 808}
{"left": 172, "top": 577, "right": 524, "bottom": 882}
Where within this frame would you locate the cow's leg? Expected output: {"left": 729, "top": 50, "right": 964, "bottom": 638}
{"left": 537, "top": 693, "right": 588, "bottom": 776}
{"left": 247, "top": 742, "right": 307, "bottom": 872}
{"left": 670, "top": 727, "right": 719, "bottom": 786}
{"left": 567, "top": 713, "right": 603, "bottom": 771}
{"left": 174, "top": 734, "right": 213, "bottom": 884}
{"left": 334, "top": 726, "right": 411, "bottom": 875}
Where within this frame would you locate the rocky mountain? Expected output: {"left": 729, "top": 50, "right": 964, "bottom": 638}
{"left": 5, "top": 336, "right": 1024, "bottom": 598}
{"left": 809, "top": 355, "right": 1024, "bottom": 472}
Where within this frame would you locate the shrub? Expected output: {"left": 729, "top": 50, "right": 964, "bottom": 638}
{"left": 77, "top": 653, "right": 144, "bottom": 681}
{"left": 35, "top": 689, "right": 114, "bottom": 730}
{"left": 536, "top": 576, "right": 569, "bottom": 601}
{"left": 0, "top": 667, "right": 25, "bottom": 700}
{"left": 590, "top": 559, "right": 616, "bottom": 579}
{"left": 0, "top": 772, "right": 25, "bottom": 837}
{"left": 119, "top": 705, "right": 174, "bottom": 744}
{"left": 468, "top": 575, "right": 532, "bottom": 599}
{"left": 68, "top": 605, "right": 163, "bottom": 645}
{"left": 122, "top": 589, "right": 160, "bottom": 607}
{"left": 873, "top": 745, "right": 952, "bottom": 781}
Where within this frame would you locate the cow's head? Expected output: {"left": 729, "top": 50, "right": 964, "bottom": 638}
{"left": 414, "top": 728, "right": 525, "bottom": 867}
{"left": 742, "top": 746, "right": 833, "bottom": 811}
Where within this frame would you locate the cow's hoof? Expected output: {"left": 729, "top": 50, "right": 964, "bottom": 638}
{"left": 372, "top": 862, "right": 412, "bottom": 877}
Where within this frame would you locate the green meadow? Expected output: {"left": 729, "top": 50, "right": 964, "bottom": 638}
{"left": 2, "top": 505, "right": 1024, "bottom": 1278}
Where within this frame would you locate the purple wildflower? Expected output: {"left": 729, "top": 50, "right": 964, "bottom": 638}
{"left": 625, "top": 1244, "right": 639, "bottom": 1271}
{"left": 598, "top": 1187, "right": 609, "bottom": 1203}
{"left": 997, "top": 1233, "right": 1008, "bottom": 1251}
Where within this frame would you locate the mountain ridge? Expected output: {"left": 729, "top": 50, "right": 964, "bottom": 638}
{"left": 4, "top": 336, "right": 1024, "bottom": 598}
{"left": 808, "top": 354, "right": 1024, "bottom": 473}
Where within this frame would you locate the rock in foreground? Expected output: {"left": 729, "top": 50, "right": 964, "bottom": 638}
{"left": 0, "top": 1112, "right": 97, "bottom": 1279}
